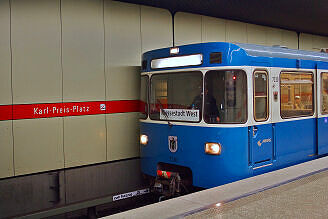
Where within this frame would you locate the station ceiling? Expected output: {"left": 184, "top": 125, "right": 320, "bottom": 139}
{"left": 116, "top": 0, "right": 328, "bottom": 37}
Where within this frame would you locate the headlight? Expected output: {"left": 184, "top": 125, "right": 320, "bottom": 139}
{"left": 205, "top": 143, "right": 222, "bottom": 155}
{"left": 140, "top": 135, "right": 148, "bottom": 145}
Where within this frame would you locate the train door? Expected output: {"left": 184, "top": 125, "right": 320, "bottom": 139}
{"left": 250, "top": 70, "right": 273, "bottom": 168}
{"left": 317, "top": 66, "right": 328, "bottom": 155}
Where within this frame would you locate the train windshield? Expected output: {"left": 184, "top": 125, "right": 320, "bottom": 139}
{"left": 150, "top": 71, "right": 203, "bottom": 122}
{"left": 205, "top": 70, "right": 247, "bottom": 124}
{"left": 140, "top": 75, "right": 149, "bottom": 119}
{"left": 148, "top": 70, "right": 247, "bottom": 123}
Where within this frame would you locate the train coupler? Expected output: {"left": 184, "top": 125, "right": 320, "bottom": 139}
{"left": 152, "top": 170, "right": 182, "bottom": 199}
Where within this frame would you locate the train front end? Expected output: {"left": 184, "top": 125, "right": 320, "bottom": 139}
{"left": 139, "top": 43, "right": 250, "bottom": 197}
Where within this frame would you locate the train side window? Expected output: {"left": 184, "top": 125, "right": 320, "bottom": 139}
{"left": 280, "top": 72, "right": 314, "bottom": 118}
{"left": 204, "top": 70, "right": 247, "bottom": 124}
{"left": 254, "top": 71, "right": 268, "bottom": 121}
{"left": 321, "top": 73, "right": 328, "bottom": 114}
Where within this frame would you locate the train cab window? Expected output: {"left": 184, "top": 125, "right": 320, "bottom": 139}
{"left": 204, "top": 70, "right": 247, "bottom": 124}
{"left": 149, "top": 71, "right": 203, "bottom": 122}
{"left": 254, "top": 71, "right": 268, "bottom": 121}
{"left": 321, "top": 73, "right": 328, "bottom": 114}
{"left": 140, "top": 75, "right": 149, "bottom": 119}
{"left": 280, "top": 72, "right": 314, "bottom": 118}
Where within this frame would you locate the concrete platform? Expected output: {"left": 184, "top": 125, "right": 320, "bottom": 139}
{"left": 104, "top": 157, "right": 328, "bottom": 219}
{"left": 185, "top": 170, "right": 328, "bottom": 218}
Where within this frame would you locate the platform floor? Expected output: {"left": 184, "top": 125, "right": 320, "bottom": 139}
{"left": 185, "top": 170, "right": 328, "bottom": 218}
{"left": 106, "top": 157, "right": 328, "bottom": 219}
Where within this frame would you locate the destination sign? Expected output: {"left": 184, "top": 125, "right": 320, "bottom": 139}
{"left": 160, "top": 109, "right": 199, "bottom": 122}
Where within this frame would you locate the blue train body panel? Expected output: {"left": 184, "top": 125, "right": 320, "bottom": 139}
{"left": 274, "top": 118, "right": 316, "bottom": 168}
{"left": 141, "top": 120, "right": 319, "bottom": 188}
{"left": 140, "top": 122, "right": 250, "bottom": 188}
{"left": 318, "top": 117, "right": 328, "bottom": 155}
{"left": 249, "top": 123, "right": 273, "bottom": 166}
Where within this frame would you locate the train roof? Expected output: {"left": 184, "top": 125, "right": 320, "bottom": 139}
{"left": 141, "top": 42, "right": 328, "bottom": 72}
{"left": 235, "top": 43, "right": 328, "bottom": 62}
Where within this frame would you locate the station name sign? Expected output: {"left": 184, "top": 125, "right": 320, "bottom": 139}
{"left": 0, "top": 100, "right": 140, "bottom": 121}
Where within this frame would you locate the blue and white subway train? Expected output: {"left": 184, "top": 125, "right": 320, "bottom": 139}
{"left": 139, "top": 42, "right": 328, "bottom": 196}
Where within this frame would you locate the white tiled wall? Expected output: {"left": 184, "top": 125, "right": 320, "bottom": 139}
{"left": 0, "top": 0, "right": 13, "bottom": 178}
{"left": 0, "top": 0, "right": 11, "bottom": 106}
{"left": 174, "top": 12, "right": 202, "bottom": 46}
{"left": 11, "top": 0, "right": 62, "bottom": 104}
{"left": 174, "top": 12, "right": 312, "bottom": 50}
{"left": 2, "top": 0, "right": 173, "bottom": 177}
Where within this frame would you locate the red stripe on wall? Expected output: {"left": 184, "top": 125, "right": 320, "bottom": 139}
{"left": 0, "top": 100, "right": 140, "bottom": 121}
{"left": 107, "top": 100, "right": 140, "bottom": 114}
{"left": 0, "top": 105, "right": 13, "bottom": 121}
